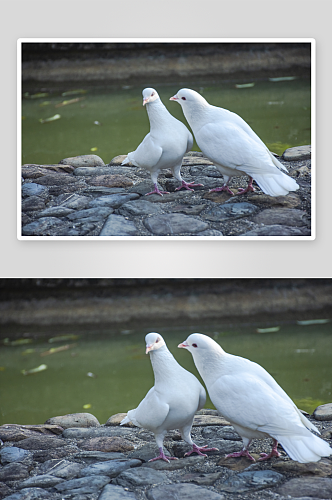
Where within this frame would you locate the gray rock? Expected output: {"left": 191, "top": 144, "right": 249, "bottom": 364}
{"left": 73, "top": 451, "right": 126, "bottom": 463}
{"left": 22, "top": 183, "right": 48, "bottom": 198}
{"left": 35, "top": 458, "right": 82, "bottom": 478}
{"left": 62, "top": 426, "right": 133, "bottom": 439}
{"left": 218, "top": 470, "right": 284, "bottom": 493}
{"left": 204, "top": 202, "right": 258, "bottom": 222}
{"left": 181, "top": 471, "right": 223, "bottom": 486}
{"left": 32, "top": 445, "right": 80, "bottom": 463}
{"left": 83, "top": 186, "right": 126, "bottom": 196}
{"left": 114, "top": 467, "right": 166, "bottom": 487}
{"left": 313, "top": 403, "right": 332, "bottom": 421}
{"left": 33, "top": 173, "right": 79, "bottom": 186}
{"left": 100, "top": 215, "right": 138, "bottom": 236}
{"left": 98, "top": 484, "right": 136, "bottom": 499}
{"left": 0, "top": 482, "right": 12, "bottom": 498}
{"left": 60, "top": 154, "right": 105, "bottom": 167}
{"left": 89, "top": 193, "right": 139, "bottom": 209}
{"left": 283, "top": 145, "right": 311, "bottom": 161}
{"left": 22, "top": 217, "right": 65, "bottom": 236}
{"left": 0, "top": 447, "right": 33, "bottom": 464}
{"left": 4, "top": 488, "right": 53, "bottom": 499}
{"left": 18, "top": 474, "right": 65, "bottom": 488}
{"left": 36, "top": 206, "right": 74, "bottom": 218}
{"left": 190, "top": 165, "right": 223, "bottom": 177}
{"left": 144, "top": 213, "right": 209, "bottom": 235}
{"left": 118, "top": 200, "right": 163, "bottom": 216}
{"left": 146, "top": 483, "right": 225, "bottom": 500}
{"left": 143, "top": 455, "right": 205, "bottom": 471}
{"left": 74, "top": 166, "right": 115, "bottom": 176}
{"left": 277, "top": 477, "right": 332, "bottom": 498}
{"left": 16, "top": 436, "right": 64, "bottom": 450}
{"left": 129, "top": 443, "right": 172, "bottom": 463}
{"left": 55, "top": 474, "right": 110, "bottom": 493}
{"left": 22, "top": 196, "right": 46, "bottom": 212}
{"left": 242, "top": 224, "right": 311, "bottom": 236}
{"left": 45, "top": 413, "right": 100, "bottom": 429}
{"left": 253, "top": 208, "right": 309, "bottom": 226}
{"left": 56, "top": 193, "right": 91, "bottom": 210}
{"left": 195, "top": 229, "right": 223, "bottom": 236}
{"left": 0, "top": 463, "right": 30, "bottom": 481}
{"left": 67, "top": 206, "right": 114, "bottom": 222}
{"left": 202, "top": 426, "right": 241, "bottom": 441}
{"left": 80, "top": 459, "right": 141, "bottom": 477}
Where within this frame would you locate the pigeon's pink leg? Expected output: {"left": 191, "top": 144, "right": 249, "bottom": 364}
{"left": 145, "top": 184, "right": 170, "bottom": 196}
{"left": 237, "top": 177, "right": 255, "bottom": 195}
{"left": 185, "top": 443, "right": 219, "bottom": 457}
{"left": 209, "top": 184, "right": 235, "bottom": 196}
{"left": 258, "top": 439, "right": 281, "bottom": 461}
{"left": 175, "top": 181, "right": 204, "bottom": 192}
{"left": 225, "top": 449, "right": 256, "bottom": 461}
{"left": 148, "top": 448, "right": 178, "bottom": 463}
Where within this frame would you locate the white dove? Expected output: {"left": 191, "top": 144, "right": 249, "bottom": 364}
{"left": 170, "top": 88, "right": 299, "bottom": 197}
{"left": 120, "top": 332, "right": 217, "bottom": 462}
{"left": 178, "top": 333, "right": 331, "bottom": 463}
{"left": 121, "top": 88, "right": 202, "bottom": 196}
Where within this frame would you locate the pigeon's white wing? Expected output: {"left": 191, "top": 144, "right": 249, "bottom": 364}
{"left": 209, "top": 374, "right": 309, "bottom": 438}
{"left": 196, "top": 122, "right": 278, "bottom": 176}
{"left": 127, "top": 134, "right": 163, "bottom": 169}
{"left": 133, "top": 386, "right": 170, "bottom": 431}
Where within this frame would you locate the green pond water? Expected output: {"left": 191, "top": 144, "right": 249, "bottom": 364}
{"left": 21, "top": 78, "right": 311, "bottom": 166}
{"left": 0, "top": 319, "right": 330, "bottom": 426}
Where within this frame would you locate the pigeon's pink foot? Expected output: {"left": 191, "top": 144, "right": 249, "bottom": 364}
{"left": 258, "top": 440, "right": 281, "bottom": 461}
{"left": 145, "top": 184, "right": 170, "bottom": 196}
{"left": 225, "top": 449, "right": 256, "bottom": 461}
{"left": 237, "top": 177, "right": 255, "bottom": 195}
{"left": 149, "top": 448, "right": 178, "bottom": 463}
{"left": 209, "top": 185, "right": 235, "bottom": 196}
{"left": 185, "top": 443, "right": 219, "bottom": 457}
{"left": 175, "top": 180, "right": 204, "bottom": 192}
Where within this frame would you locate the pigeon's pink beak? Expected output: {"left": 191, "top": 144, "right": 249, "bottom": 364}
{"left": 178, "top": 341, "right": 189, "bottom": 349}
{"left": 145, "top": 344, "right": 153, "bottom": 354}
{"left": 169, "top": 95, "right": 178, "bottom": 101}
{"left": 143, "top": 98, "right": 149, "bottom": 106}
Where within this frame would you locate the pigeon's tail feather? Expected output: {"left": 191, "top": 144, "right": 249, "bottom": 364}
{"left": 120, "top": 415, "right": 131, "bottom": 425}
{"left": 278, "top": 433, "right": 332, "bottom": 463}
{"left": 269, "top": 152, "right": 288, "bottom": 172}
{"left": 121, "top": 155, "right": 130, "bottom": 166}
{"left": 253, "top": 171, "right": 299, "bottom": 197}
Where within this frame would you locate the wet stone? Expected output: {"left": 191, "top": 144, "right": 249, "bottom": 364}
{"left": 89, "top": 193, "right": 139, "bottom": 209}
{"left": 218, "top": 469, "right": 284, "bottom": 493}
{"left": 22, "top": 183, "right": 48, "bottom": 198}
{"left": 3, "top": 487, "right": 53, "bottom": 499}
{"left": 118, "top": 200, "right": 163, "bottom": 216}
{"left": 60, "top": 154, "right": 105, "bottom": 167}
{"left": 36, "top": 206, "right": 74, "bottom": 218}
{"left": 67, "top": 206, "right": 114, "bottom": 222}
{"left": 313, "top": 403, "right": 332, "bottom": 421}
{"left": 146, "top": 483, "right": 225, "bottom": 500}
{"left": 0, "top": 482, "right": 12, "bottom": 499}
{"left": 204, "top": 201, "right": 258, "bottom": 222}
{"left": 142, "top": 455, "right": 205, "bottom": 471}
{"left": 277, "top": 477, "right": 332, "bottom": 498}
{"left": 78, "top": 436, "right": 134, "bottom": 452}
{"left": 0, "top": 447, "right": 33, "bottom": 464}
{"left": 80, "top": 459, "right": 141, "bottom": 477}
{"left": 73, "top": 451, "right": 126, "bottom": 463}
{"left": 35, "top": 459, "right": 83, "bottom": 478}
{"left": 99, "top": 215, "right": 138, "bottom": 236}
{"left": 54, "top": 474, "right": 111, "bottom": 494}
{"left": 55, "top": 193, "right": 91, "bottom": 210}
{"left": 22, "top": 217, "right": 66, "bottom": 236}
{"left": 143, "top": 213, "right": 209, "bottom": 235}
{"left": 21, "top": 196, "right": 46, "bottom": 212}
{"left": 45, "top": 413, "right": 100, "bottom": 429}
{"left": 16, "top": 436, "right": 64, "bottom": 450}
{"left": 114, "top": 467, "right": 167, "bottom": 488}
{"left": 0, "top": 463, "right": 30, "bottom": 481}
{"left": 18, "top": 474, "right": 65, "bottom": 489}
{"left": 98, "top": 484, "right": 137, "bottom": 500}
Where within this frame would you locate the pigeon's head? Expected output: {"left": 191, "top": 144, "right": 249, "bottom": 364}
{"left": 145, "top": 332, "right": 166, "bottom": 354}
{"left": 178, "top": 333, "right": 223, "bottom": 355}
{"left": 142, "top": 88, "right": 159, "bottom": 106}
{"left": 170, "top": 88, "right": 207, "bottom": 107}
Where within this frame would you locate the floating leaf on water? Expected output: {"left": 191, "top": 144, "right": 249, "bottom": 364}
{"left": 21, "top": 364, "right": 47, "bottom": 376}
{"left": 39, "top": 114, "right": 61, "bottom": 124}
{"left": 295, "top": 349, "right": 316, "bottom": 353}
{"left": 94, "top": 121, "right": 101, "bottom": 126}
{"left": 87, "top": 372, "right": 97, "bottom": 378}
{"left": 40, "top": 344, "right": 77, "bottom": 357}
{"left": 62, "top": 89, "right": 87, "bottom": 96}
{"left": 297, "top": 319, "right": 331, "bottom": 325}
{"left": 24, "top": 92, "right": 49, "bottom": 99}
{"left": 83, "top": 404, "right": 92, "bottom": 409}
{"left": 90, "top": 147, "right": 98, "bottom": 151}
{"left": 39, "top": 101, "right": 51, "bottom": 107}
{"left": 256, "top": 326, "right": 280, "bottom": 333}
{"left": 0, "top": 367, "right": 5, "bottom": 371}
{"left": 22, "top": 348, "right": 36, "bottom": 355}
{"left": 235, "top": 83, "right": 255, "bottom": 88}
{"left": 268, "top": 101, "right": 284, "bottom": 105}
{"left": 269, "top": 76, "right": 298, "bottom": 82}
{"left": 55, "top": 97, "right": 85, "bottom": 108}
{"left": 48, "top": 334, "right": 80, "bottom": 343}
{"left": 3, "top": 338, "right": 33, "bottom": 346}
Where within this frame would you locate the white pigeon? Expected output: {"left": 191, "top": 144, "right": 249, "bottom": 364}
{"left": 121, "top": 88, "right": 202, "bottom": 196}
{"left": 178, "top": 333, "right": 332, "bottom": 463}
{"left": 120, "top": 332, "right": 217, "bottom": 462}
{"left": 170, "top": 88, "right": 299, "bottom": 197}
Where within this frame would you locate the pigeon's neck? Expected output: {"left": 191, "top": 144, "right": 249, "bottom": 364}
{"left": 149, "top": 346, "right": 180, "bottom": 384}
{"left": 146, "top": 99, "right": 171, "bottom": 129}
{"left": 193, "top": 348, "right": 225, "bottom": 388}
{"left": 182, "top": 102, "right": 209, "bottom": 132}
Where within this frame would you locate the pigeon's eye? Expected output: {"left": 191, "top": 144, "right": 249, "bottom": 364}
{"left": 181, "top": 97, "right": 186, "bottom": 100}
{"left": 151, "top": 92, "right": 155, "bottom": 96}
{"left": 156, "top": 338, "right": 159, "bottom": 343}
{"left": 192, "top": 343, "right": 198, "bottom": 348}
